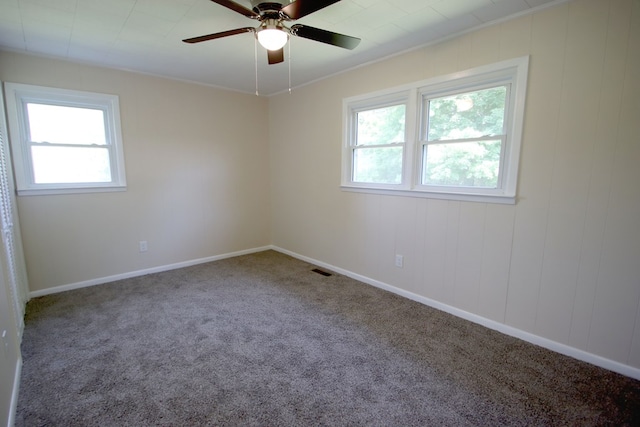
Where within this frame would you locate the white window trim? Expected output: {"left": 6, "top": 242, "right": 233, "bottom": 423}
{"left": 3, "top": 82, "right": 127, "bottom": 196}
{"left": 341, "top": 56, "right": 529, "bottom": 204}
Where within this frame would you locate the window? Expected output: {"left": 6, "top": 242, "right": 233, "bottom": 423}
{"left": 421, "top": 86, "right": 507, "bottom": 188}
{"left": 350, "top": 96, "right": 407, "bottom": 185}
{"left": 3, "top": 83, "right": 126, "bottom": 195}
{"left": 342, "top": 57, "right": 528, "bottom": 204}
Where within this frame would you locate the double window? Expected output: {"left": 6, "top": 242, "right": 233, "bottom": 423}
{"left": 4, "top": 83, "right": 126, "bottom": 195}
{"left": 342, "top": 57, "right": 528, "bottom": 204}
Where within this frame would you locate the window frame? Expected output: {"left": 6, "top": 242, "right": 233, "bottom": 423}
{"left": 341, "top": 56, "right": 529, "bottom": 204}
{"left": 3, "top": 82, "right": 127, "bottom": 196}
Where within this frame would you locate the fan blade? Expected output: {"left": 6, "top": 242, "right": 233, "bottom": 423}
{"left": 183, "top": 27, "right": 255, "bottom": 44}
{"left": 291, "top": 24, "right": 360, "bottom": 50}
{"left": 267, "top": 48, "right": 285, "bottom": 65}
{"left": 210, "top": 0, "right": 259, "bottom": 18}
{"left": 282, "top": 0, "right": 342, "bottom": 20}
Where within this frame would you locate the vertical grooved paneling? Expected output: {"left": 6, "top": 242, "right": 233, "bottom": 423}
{"left": 457, "top": 33, "right": 474, "bottom": 71}
{"left": 569, "top": 0, "right": 632, "bottom": 349}
{"left": 411, "top": 199, "right": 429, "bottom": 296}
{"left": 377, "top": 198, "right": 397, "bottom": 280}
{"left": 535, "top": 0, "right": 610, "bottom": 343}
{"left": 361, "top": 195, "right": 384, "bottom": 280}
{"left": 432, "top": 38, "right": 464, "bottom": 76}
{"left": 443, "top": 201, "right": 461, "bottom": 305}
{"left": 470, "top": 25, "right": 501, "bottom": 66}
{"left": 381, "top": 196, "right": 415, "bottom": 288}
{"left": 423, "top": 199, "right": 449, "bottom": 301}
{"left": 341, "top": 192, "right": 365, "bottom": 274}
{"left": 505, "top": 3, "right": 569, "bottom": 332}
{"left": 499, "top": 15, "right": 533, "bottom": 59}
{"left": 478, "top": 204, "right": 515, "bottom": 322}
{"left": 453, "top": 203, "right": 486, "bottom": 313}
{"left": 587, "top": 0, "right": 640, "bottom": 363}
{"left": 392, "top": 197, "right": 420, "bottom": 293}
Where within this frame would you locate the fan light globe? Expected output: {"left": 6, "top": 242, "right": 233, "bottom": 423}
{"left": 257, "top": 28, "right": 288, "bottom": 51}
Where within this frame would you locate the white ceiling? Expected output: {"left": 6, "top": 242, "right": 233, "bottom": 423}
{"left": 0, "top": 0, "right": 561, "bottom": 96}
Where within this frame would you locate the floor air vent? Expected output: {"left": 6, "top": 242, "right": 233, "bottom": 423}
{"left": 311, "top": 268, "right": 332, "bottom": 277}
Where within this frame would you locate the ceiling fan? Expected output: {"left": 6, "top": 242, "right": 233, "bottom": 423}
{"left": 183, "top": 0, "right": 361, "bottom": 65}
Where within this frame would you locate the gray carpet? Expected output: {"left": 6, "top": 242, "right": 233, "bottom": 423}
{"left": 15, "top": 250, "right": 640, "bottom": 426}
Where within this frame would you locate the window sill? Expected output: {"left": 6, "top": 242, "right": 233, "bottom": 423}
{"left": 17, "top": 185, "right": 127, "bottom": 197}
{"left": 340, "top": 185, "right": 516, "bottom": 205}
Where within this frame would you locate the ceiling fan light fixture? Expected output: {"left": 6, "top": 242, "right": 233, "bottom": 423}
{"left": 257, "top": 22, "right": 289, "bottom": 51}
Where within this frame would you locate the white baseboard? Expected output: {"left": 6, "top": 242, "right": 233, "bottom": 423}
{"left": 271, "top": 246, "right": 640, "bottom": 381}
{"left": 26, "top": 244, "right": 640, "bottom": 380}
{"left": 7, "top": 356, "right": 21, "bottom": 427}
{"left": 29, "top": 246, "right": 272, "bottom": 298}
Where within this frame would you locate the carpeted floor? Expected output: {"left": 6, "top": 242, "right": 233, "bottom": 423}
{"left": 15, "top": 250, "right": 640, "bottom": 426}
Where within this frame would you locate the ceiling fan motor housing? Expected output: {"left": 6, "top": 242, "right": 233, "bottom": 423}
{"left": 251, "top": 1, "right": 289, "bottom": 16}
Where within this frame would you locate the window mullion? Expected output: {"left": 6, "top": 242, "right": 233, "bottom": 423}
{"left": 404, "top": 88, "right": 418, "bottom": 190}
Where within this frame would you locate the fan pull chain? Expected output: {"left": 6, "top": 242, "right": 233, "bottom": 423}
{"left": 288, "top": 39, "right": 292, "bottom": 94}
{"left": 254, "top": 36, "right": 259, "bottom": 96}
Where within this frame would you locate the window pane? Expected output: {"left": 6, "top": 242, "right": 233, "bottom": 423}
{"left": 27, "top": 103, "right": 107, "bottom": 145}
{"left": 353, "top": 146, "right": 403, "bottom": 184}
{"left": 427, "top": 86, "right": 507, "bottom": 141}
{"left": 31, "top": 146, "right": 112, "bottom": 184}
{"left": 422, "top": 140, "right": 501, "bottom": 187}
{"left": 356, "top": 104, "right": 405, "bottom": 146}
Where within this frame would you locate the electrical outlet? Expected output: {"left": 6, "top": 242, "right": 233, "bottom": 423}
{"left": 139, "top": 240, "right": 148, "bottom": 253}
{"left": 395, "top": 254, "right": 404, "bottom": 268}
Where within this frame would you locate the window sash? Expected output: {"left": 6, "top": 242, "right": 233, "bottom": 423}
{"left": 421, "top": 84, "right": 510, "bottom": 142}
{"left": 24, "top": 101, "right": 109, "bottom": 146}
{"left": 419, "top": 136, "right": 506, "bottom": 189}
{"left": 351, "top": 144, "right": 404, "bottom": 185}
{"left": 29, "top": 144, "right": 114, "bottom": 184}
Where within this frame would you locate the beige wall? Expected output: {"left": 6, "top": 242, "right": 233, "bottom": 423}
{"left": 0, "top": 51, "right": 271, "bottom": 292}
{"left": 269, "top": 0, "right": 640, "bottom": 370}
